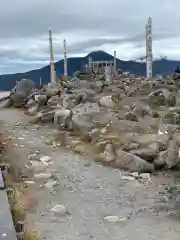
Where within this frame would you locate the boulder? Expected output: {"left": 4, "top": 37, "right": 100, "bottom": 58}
{"left": 34, "top": 94, "right": 47, "bottom": 106}
{"left": 164, "top": 140, "right": 180, "bottom": 169}
{"left": 113, "top": 150, "right": 154, "bottom": 173}
{"left": 72, "top": 102, "right": 100, "bottom": 134}
{"left": 99, "top": 143, "right": 116, "bottom": 163}
{"left": 45, "top": 82, "right": 60, "bottom": 98}
{"left": 154, "top": 151, "right": 166, "bottom": 169}
{"left": 54, "top": 108, "right": 73, "bottom": 130}
{"left": 131, "top": 103, "right": 152, "bottom": 118}
{"left": 1, "top": 98, "right": 13, "bottom": 108}
{"left": 11, "top": 79, "right": 35, "bottom": 107}
{"left": 124, "top": 112, "right": 138, "bottom": 121}
{"left": 26, "top": 98, "right": 36, "bottom": 109}
{"left": 130, "top": 142, "right": 159, "bottom": 162}
{"left": 148, "top": 89, "right": 176, "bottom": 107}
{"left": 47, "top": 95, "right": 61, "bottom": 107}
{"left": 163, "top": 112, "right": 180, "bottom": 125}
{"left": 99, "top": 96, "right": 116, "bottom": 109}
{"left": 25, "top": 105, "right": 39, "bottom": 116}
{"left": 39, "top": 108, "right": 57, "bottom": 122}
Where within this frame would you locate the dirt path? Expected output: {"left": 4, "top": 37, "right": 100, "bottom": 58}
{"left": 0, "top": 108, "right": 180, "bottom": 240}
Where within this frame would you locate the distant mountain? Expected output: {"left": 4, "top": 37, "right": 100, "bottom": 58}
{"left": 0, "top": 51, "right": 178, "bottom": 91}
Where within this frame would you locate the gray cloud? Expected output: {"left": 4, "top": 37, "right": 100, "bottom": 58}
{"left": 0, "top": 0, "right": 180, "bottom": 73}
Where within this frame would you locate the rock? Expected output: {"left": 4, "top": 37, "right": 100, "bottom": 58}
{"left": 25, "top": 98, "right": 36, "bottom": 108}
{"left": 122, "top": 142, "right": 139, "bottom": 151}
{"left": 54, "top": 108, "right": 73, "bottom": 130}
{"left": 1, "top": 98, "right": 13, "bottom": 108}
{"left": 44, "top": 180, "right": 58, "bottom": 189}
{"left": 99, "top": 96, "right": 116, "bottom": 109}
{"left": 45, "top": 82, "right": 60, "bottom": 97}
{"left": 39, "top": 108, "right": 56, "bottom": 122}
{"left": 72, "top": 102, "right": 100, "bottom": 134}
{"left": 89, "top": 128, "right": 100, "bottom": 144}
{"left": 163, "top": 112, "right": 180, "bottom": 125}
{"left": 90, "top": 81, "right": 104, "bottom": 93}
{"left": 124, "top": 112, "right": 138, "bottom": 121}
{"left": 130, "top": 143, "right": 159, "bottom": 162}
{"left": 28, "top": 161, "right": 48, "bottom": 172}
{"left": 164, "top": 140, "right": 180, "bottom": 169}
{"left": 131, "top": 103, "right": 152, "bottom": 118}
{"left": 104, "top": 216, "right": 126, "bottom": 222}
{"left": 72, "top": 71, "right": 81, "bottom": 78}
{"left": 134, "top": 134, "right": 169, "bottom": 149}
{"left": 34, "top": 173, "right": 52, "bottom": 180}
{"left": 148, "top": 89, "right": 176, "bottom": 107}
{"left": 51, "top": 205, "right": 68, "bottom": 215}
{"left": 154, "top": 151, "right": 166, "bottom": 169}
{"left": 11, "top": 79, "right": 35, "bottom": 107}
{"left": 121, "top": 176, "right": 136, "bottom": 181}
{"left": 114, "top": 150, "right": 154, "bottom": 173}
{"left": 99, "top": 143, "right": 116, "bottom": 163}
{"left": 47, "top": 96, "right": 60, "bottom": 107}
{"left": 28, "top": 153, "right": 40, "bottom": 161}
{"left": 40, "top": 156, "right": 52, "bottom": 163}
{"left": 139, "top": 173, "right": 151, "bottom": 180}
{"left": 25, "top": 105, "right": 39, "bottom": 116}
{"left": 34, "top": 94, "right": 47, "bottom": 106}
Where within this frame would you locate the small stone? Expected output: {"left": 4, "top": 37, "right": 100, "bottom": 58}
{"left": 129, "top": 172, "right": 139, "bottom": 178}
{"left": 20, "top": 145, "right": 25, "bottom": 148}
{"left": 34, "top": 173, "right": 52, "bottom": 180}
{"left": 104, "top": 216, "right": 126, "bottom": 222}
{"left": 24, "top": 180, "right": 35, "bottom": 185}
{"left": 44, "top": 180, "right": 58, "bottom": 189}
{"left": 139, "top": 173, "right": 151, "bottom": 180}
{"left": 17, "top": 137, "right": 24, "bottom": 140}
{"left": 51, "top": 205, "right": 68, "bottom": 215}
{"left": 28, "top": 153, "right": 40, "bottom": 161}
{"left": 40, "top": 156, "right": 52, "bottom": 163}
{"left": 121, "top": 176, "right": 136, "bottom": 181}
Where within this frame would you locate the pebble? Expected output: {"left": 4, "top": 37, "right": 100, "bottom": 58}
{"left": 28, "top": 153, "right": 40, "bottom": 161}
{"left": 104, "top": 216, "right": 126, "bottom": 222}
{"left": 20, "top": 145, "right": 25, "bottom": 148}
{"left": 17, "top": 137, "right": 24, "bottom": 140}
{"left": 129, "top": 172, "right": 139, "bottom": 178}
{"left": 34, "top": 173, "right": 52, "bottom": 180}
{"left": 50, "top": 205, "right": 68, "bottom": 215}
{"left": 40, "top": 155, "right": 52, "bottom": 163}
{"left": 121, "top": 176, "right": 136, "bottom": 181}
{"left": 139, "top": 173, "right": 151, "bottom": 180}
{"left": 44, "top": 180, "right": 58, "bottom": 189}
{"left": 24, "top": 180, "right": 35, "bottom": 185}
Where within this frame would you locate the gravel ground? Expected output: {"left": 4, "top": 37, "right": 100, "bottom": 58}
{"left": 0, "top": 108, "right": 180, "bottom": 240}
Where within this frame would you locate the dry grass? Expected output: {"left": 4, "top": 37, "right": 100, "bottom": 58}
{"left": 18, "top": 227, "right": 40, "bottom": 240}
{"left": 0, "top": 132, "right": 40, "bottom": 239}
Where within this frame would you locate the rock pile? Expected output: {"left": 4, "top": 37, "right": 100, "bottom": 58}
{"left": 3, "top": 73, "right": 180, "bottom": 173}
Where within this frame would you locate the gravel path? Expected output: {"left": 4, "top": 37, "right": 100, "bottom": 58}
{"left": 0, "top": 108, "right": 180, "bottom": 240}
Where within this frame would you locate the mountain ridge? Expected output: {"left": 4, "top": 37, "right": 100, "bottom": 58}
{"left": 0, "top": 51, "right": 178, "bottom": 91}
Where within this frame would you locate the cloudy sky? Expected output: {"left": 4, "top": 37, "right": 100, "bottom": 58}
{"left": 0, "top": 0, "right": 180, "bottom": 74}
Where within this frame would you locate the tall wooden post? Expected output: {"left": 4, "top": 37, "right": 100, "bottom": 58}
{"left": 146, "top": 17, "right": 153, "bottom": 78}
{"left": 63, "top": 39, "right": 68, "bottom": 77}
{"left": 48, "top": 28, "right": 56, "bottom": 83}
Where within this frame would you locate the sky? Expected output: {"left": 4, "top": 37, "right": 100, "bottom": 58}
{"left": 0, "top": 0, "right": 180, "bottom": 74}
